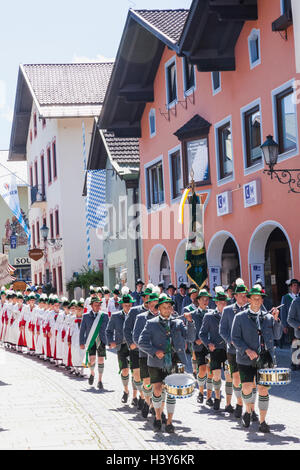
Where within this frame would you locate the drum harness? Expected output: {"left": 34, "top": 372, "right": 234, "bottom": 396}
{"left": 254, "top": 311, "right": 275, "bottom": 369}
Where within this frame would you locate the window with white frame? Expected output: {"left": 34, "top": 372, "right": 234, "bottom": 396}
{"left": 165, "top": 58, "right": 177, "bottom": 106}
{"left": 183, "top": 57, "right": 195, "bottom": 94}
{"left": 211, "top": 71, "right": 221, "bottom": 95}
{"left": 149, "top": 109, "right": 156, "bottom": 138}
{"left": 169, "top": 148, "right": 182, "bottom": 200}
{"left": 242, "top": 103, "right": 262, "bottom": 168}
{"left": 216, "top": 120, "right": 233, "bottom": 180}
{"left": 274, "top": 85, "right": 297, "bottom": 155}
{"left": 248, "top": 29, "right": 261, "bottom": 69}
{"left": 146, "top": 159, "right": 165, "bottom": 209}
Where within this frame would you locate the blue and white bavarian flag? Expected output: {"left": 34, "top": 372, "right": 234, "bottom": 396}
{"left": 86, "top": 170, "right": 107, "bottom": 229}
{"left": 0, "top": 175, "right": 30, "bottom": 241}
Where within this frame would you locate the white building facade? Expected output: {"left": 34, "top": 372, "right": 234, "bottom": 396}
{"left": 9, "top": 63, "right": 114, "bottom": 295}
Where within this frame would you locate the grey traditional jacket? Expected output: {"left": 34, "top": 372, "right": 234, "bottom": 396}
{"left": 219, "top": 303, "right": 248, "bottom": 355}
{"left": 287, "top": 297, "right": 300, "bottom": 339}
{"left": 231, "top": 308, "right": 283, "bottom": 366}
{"left": 133, "top": 310, "right": 156, "bottom": 358}
{"left": 199, "top": 310, "right": 226, "bottom": 350}
{"left": 123, "top": 304, "right": 148, "bottom": 347}
{"left": 138, "top": 316, "right": 196, "bottom": 368}
{"left": 79, "top": 310, "right": 109, "bottom": 346}
{"left": 181, "top": 308, "right": 209, "bottom": 352}
{"left": 106, "top": 310, "right": 128, "bottom": 351}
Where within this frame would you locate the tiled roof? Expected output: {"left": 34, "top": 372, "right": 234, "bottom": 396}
{"left": 132, "top": 9, "right": 189, "bottom": 44}
{"left": 23, "top": 62, "right": 114, "bottom": 106}
{"left": 103, "top": 131, "right": 140, "bottom": 165}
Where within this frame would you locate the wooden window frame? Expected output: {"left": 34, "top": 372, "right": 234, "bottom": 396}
{"left": 182, "top": 57, "right": 195, "bottom": 95}
{"left": 52, "top": 140, "right": 57, "bottom": 179}
{"left": 34, "top": 160, "right": 38, "bottom": 187}
{"left": 50, "top": 212, "right": 54, "bottom": 239}
{"left": 244, "top": 104, "right": 262, "bottom": 168}
{"left": 275, "top": 86, "right": 297, "bottom": 155}
{"left": 57, "top": 266, "right": 63, "bottom": 295}
{"left": 145, "top": 159, "right": 165, "bottom": 210}
{"left": 217, "top": 122, "right": 233, "bottom": 180}
{"left": 169, "top": 147, "right": 182, "bottom": 200}
{"left": 165, "top": 57, "right": 178, "bottom": 107}
{"left": 55, "top": 209, "right": 60, "bottom": 237}
{"left": 36, "top": 220, "right": 40, "bottom": 246}
{"left": 47, "top": 146, "right": 52, "bottom": 184}
{"left": 33, "top": 113, "right": 37, "bottom": 138}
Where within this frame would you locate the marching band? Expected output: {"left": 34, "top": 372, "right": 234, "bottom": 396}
{"left": 0, "top": 277, "right": 295, "bottom": 435}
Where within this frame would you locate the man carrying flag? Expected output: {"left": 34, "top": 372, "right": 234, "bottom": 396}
{"left": 79, "top": 297, "right": 109, "bottom": 390}
{"left": 182, "top": 172, "right": 208, "bottom": 290}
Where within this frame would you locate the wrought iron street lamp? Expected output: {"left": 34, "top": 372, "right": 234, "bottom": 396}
{"left": 40, "top": 223, "right": 63, "bottom": 249}
{"left": 261, "top": 135, "right": 300, "bottom": 193}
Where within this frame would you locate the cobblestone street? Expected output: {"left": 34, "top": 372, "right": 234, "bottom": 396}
{"left": 0, "top": 347, "right": 299, "bottom": 450}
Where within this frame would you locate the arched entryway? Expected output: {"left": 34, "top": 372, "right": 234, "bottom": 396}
{"left": 248, "top": 221, "right": 293, "bottom": 305}
{"left": 174, "top": 239, "right": 188, "bottom": 287}
{"left": 207, "top": 231, "right": 241, "bottom": 291}
{"left": 148, "top": 244, "right": 171, "bottom": 288}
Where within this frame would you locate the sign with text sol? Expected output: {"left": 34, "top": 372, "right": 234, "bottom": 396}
{"left": 28, "top": 249, "right": 44, "bottom": 262}
{"left": 14, "top": 257, "right": 31, "bottom": 266}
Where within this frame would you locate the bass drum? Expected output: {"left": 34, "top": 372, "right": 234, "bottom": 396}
{"left": 164, "top": 373, "right": 195, "bottom": 399}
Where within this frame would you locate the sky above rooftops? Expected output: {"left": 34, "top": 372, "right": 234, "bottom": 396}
{"left": 0, "top": 0, "right": 192, "bottom": 151}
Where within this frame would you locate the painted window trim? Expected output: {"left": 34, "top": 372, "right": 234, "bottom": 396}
{"left": 52, "top": 138, "right": 58, "bottom": 180}
{"left": 49, "top": 210, "right": 54, "bottom": 239}
{"left": 149, "top": 108, "right": 156, "bottom": 138}
{"left": 211, "top": 72, "right": 221, "bottom": 96}
{"left": 168, "top": 144, "right": 183, "bottom": 203}
{"left": 165, "top": 56, "right": 178, "bottom": 109}
{"left": 47, "top": 145, "right": 52, "bottom": 185}
{"left": 248, "top": 28, "right": 261, "bottom": 70}
{"left": 271, "top": 78, "right": 299, "bottom": 163}
{"left": 144, "top": 155, "right": 165, "bottom": 213}
{"left": 214, "top": 115, "right": 235, "bottom": 187}
{"left": 240, "top": 97, "right": 264, "bottom": 176}
{"left": 54, "top": 208, "right": 60, "bottom": 237}
{"left": 33, "top": 113, "right": 38, "bottom": 138}
{"left": 182, "top": 57, "right": 196, "bottom": 97}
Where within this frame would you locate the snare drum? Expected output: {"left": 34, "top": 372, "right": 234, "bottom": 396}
{"left": 257, "top": 368, "right": 291, "bottom": 386}
{"left": 164, "top": 373, "right": 195, "bottom": 399}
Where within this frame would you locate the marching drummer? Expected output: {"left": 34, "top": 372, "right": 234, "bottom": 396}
{"left": 199, "top": 286, "right": 230, "bottom": 411}
{"left": 231, "top": 284, "right": 282, "bottom": 433}
{"left": 138, "top": 293, "right": 196, "bottom": 433}
{"left": 219, "top": 278, "right": 249, "bottom": 418}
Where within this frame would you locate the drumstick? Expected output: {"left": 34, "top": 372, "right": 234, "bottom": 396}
{"left": 268, "top": 304, "right": 284, "bottom": 313}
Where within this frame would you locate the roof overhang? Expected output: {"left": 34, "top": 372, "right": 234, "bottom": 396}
{"left": 178, "top": 0, "right": 257, "bottom": 72}
{"left": 99, "top": 10, "right": 170, "bottom": 138}
{"left": 99, "top": 1, "right": 257, "bottom": 137}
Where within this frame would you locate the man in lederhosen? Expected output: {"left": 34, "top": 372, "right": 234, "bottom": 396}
{"left": 133, "top": 290, "right": 160, "bottom": 418}
{"left": 192, "top": 289, "right": 214, "bottom": 406}
{"left": 219, "top": 278, "right": 249, "bottom": 418}
{"left": 80, "top": 297, "right": 108, "bottom": 389}
{"left": 138, "top": 293, "right": 196, "bottom": 433}
{"left": 231, "top": 284, "right": 282, "bottom": 432}
{"left": 123, "top": 285, "right": 154, "bottom": 408}
{"left": 106, "top": 290, "right": 144, "bottom": 405}
{"left": 199, "top": 287, "right": 230, "bottom": 411}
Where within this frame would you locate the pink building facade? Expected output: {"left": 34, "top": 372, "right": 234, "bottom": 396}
{"left": 100, "top": 0, "right": 299, "bottom": 304}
